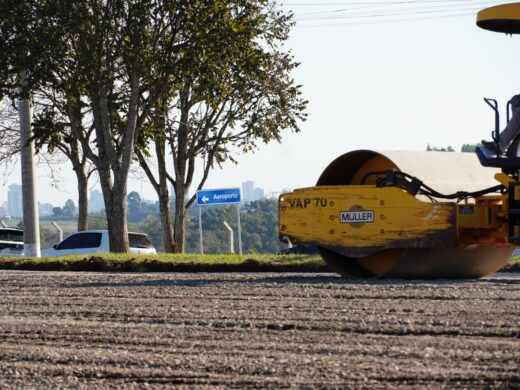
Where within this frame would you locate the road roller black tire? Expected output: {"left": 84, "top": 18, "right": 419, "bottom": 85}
{"left": 317, "top": 246, "right": 374, "bottom": 278}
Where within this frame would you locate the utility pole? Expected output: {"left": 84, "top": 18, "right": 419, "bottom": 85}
{"left": 19, "top": 77, "right": 41, "bottom": 257}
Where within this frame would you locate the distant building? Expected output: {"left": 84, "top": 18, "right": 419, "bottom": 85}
{"left": 38, "top": 202, "right": 54, "bottom": 217}
{"left": 254, "top": 187, "right": 264, "bottom": 201}
{"left": 7, "top": 184, "right": 22, "bottom": 218}
{"left": 88, "top": 189, "right": 104, "bottom": 213}
{"left": 242, "top": 181, "right": 255, "bottom": 202}
{"left": 241, "top": 181, "right": 265, "bottom": 202}
{"left": 0, "top": 205, "right": 5, "bottom": 218}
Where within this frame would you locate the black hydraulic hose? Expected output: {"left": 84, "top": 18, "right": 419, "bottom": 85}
{"left": 361, "top": 169, "right": 504, "bottom": 200}
{"left": 419, "top": 183, "right": 504, "bottom": 200}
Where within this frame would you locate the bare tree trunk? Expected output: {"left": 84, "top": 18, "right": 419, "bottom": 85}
{"left": 94, "top": 105, "right": 130, "bottom": 253}
{"left": 76, "top": 168, "right": 89, "bottom": 231}
{"left": 88, "top": 75, "right": 138, "bottom": 253}
{"left": 136, "top": 140, "right": 175, "bottom": 253}
{"left": 170, "top": 87, "right": 192, "bottom": 253}
{"left": 158, "top": 188, "right": 175, "bottom": 252}
{"left": 173, "top": 189, "right": 186, "bottom": 253}
{"left": 157, "top": 142, "right": 175, "bottom": 252}
{"left": 99, "top": 169, "right": 129, "bottom": 253}
{"left": 109, "top": 187, "right": 129, "bottom": 252}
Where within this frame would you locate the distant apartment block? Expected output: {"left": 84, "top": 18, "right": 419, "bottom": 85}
{"left": 88, "top": 189, "right": 104, "bottom": 213}
{"left": 241, "top": 181, "right": 265, "bottom": 203}
{"left": 242, "top": 181, "right": 254, "bottom": 202}
{"left": 7, "top": 184, "right": 23, "bottom": 218}
{"left": 254, "top": 187, "right": 264, "bottom": 200}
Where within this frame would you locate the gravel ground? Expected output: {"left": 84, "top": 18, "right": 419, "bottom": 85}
{"left": 0, "top": 271, "right": 518, "bottom": 389}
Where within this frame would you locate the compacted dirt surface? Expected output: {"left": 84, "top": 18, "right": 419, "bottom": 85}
{"left": 0, "top": 271, "right": 518, "bottom": 389}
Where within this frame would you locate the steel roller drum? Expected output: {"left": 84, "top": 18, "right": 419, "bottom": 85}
{"left": 316, "top": 150, "right": 514, "bottom": 279}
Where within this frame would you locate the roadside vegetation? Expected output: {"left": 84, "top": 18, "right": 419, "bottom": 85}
{"left": 0, "top": 253, "right": 518, "bottom": 273}
{"left": 503, "top": 254, "right": 520, "bottom": 272}
{"left": 7, "top": 198, "right": 284, "bottom": 253}
{"left": 0, "top": 254, "right": 327, "bottom": 273}
{"left": 0, "top": 1, "right": 307, "bottom": 253}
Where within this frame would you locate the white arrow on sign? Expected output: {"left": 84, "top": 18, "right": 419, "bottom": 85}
{"left": 202, "top": 195, "right": 209, "bottom": 203}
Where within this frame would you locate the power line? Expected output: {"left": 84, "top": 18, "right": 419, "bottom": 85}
{"left": 282, "top": 0, "right": 498, "bottom": 5}
{"left": 294, "top": 0, "right": 503, "bottom": 18}
{"left": 279, "top": 0, "right": 507, "bottom": 27}
{"left": 296, "top": 11, "right": 475, "bottom": 28}
{"left": 295, "top": 6, "right": 494, "bottom": 22}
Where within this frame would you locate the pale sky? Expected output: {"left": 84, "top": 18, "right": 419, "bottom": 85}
{"left": 2, "top": 0, "right": 519, "bottom": 207}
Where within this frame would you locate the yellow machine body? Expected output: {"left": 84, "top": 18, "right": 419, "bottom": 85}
{"left": 278, "top": 4, "right": 520, "bottom": 279}
{"left": 280, "top": 186, "right": 457, "bottom": 256}
{"left": 477, "top": 3, "right": 520, "bottom": 34}
{"left": 279, "top": 150, "right": 515, "bottom": 278}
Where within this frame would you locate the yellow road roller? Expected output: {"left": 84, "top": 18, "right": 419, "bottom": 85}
{"left": 278, "top": 3, "right": 520, "bottom": 278}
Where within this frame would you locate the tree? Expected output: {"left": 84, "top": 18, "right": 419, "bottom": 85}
{"left": 30, "top": 91, "right": 96, "bottom": 231}
{"left": 428, "top": 143, "right": 481, "bottom": 153}
{"left": 426, "top": 144, "right": 455, "bottom": 152}
{"left": 63, "top": 199, "right": 76, "bottom": 217}
{"left": 0, "top": 1, "right": 227, "bottom": 252}
{"left": 184, "top": 199, "right": 284, "bottom": 254}
{"left": 461, "top": 143, "right": 480, "bottom": 153}
{"left": 0, "top": 1, "right": 95, "bottom": 233}
{"left": 127, "top": 191, "right": 142, "bottom": 219}
{"left": 139, "top": 215, "right": 163, "bottom": 252}
{"left": 0, "top": 95, "right": 94, "bottom": 232}
{"left": 0, "top": 101, "right": 20, "bottom": 170}
{"left": 138, "top": 1, "right": 307, "bottom": 252}
{"left": 52, "top": 207, "right": 63, "bottom": 218}
{"left": 0, "top": 91, "right": 97, "bottom": 232}
{"left": 53, "top": 1, "right": 182, "bottom": 252}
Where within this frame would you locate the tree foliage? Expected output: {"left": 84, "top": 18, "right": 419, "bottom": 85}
{"left": 426, "top": 144, "right": 455, "bottom": 152}
{"left": 184, "top": 199, "right": 283, "bottom": 254}
{"left": 461, "top": 143, "right": 480, "bottom": 153}
{"left": 52, "top": 198, "right": 77, "bottom": 218}
{"left": 0, "top": 1, "right": 305, "bottom": 253}
{"left": 0, "top": 0, "right": 239, "bottom": 251}
{"left": 137, "top": 0, "right": 307, "bottom": 252}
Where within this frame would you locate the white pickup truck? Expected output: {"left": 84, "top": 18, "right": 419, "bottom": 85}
{"left": 41, "top": 230, "right": 157, "bottom": 256}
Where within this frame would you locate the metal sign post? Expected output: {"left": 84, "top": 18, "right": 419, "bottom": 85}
{"left": 198, "top": 205, "right": 204, "bottom": 254}
{"left": 197, "top": 188, "right": 242, "bottom": 255}
{"left": 236, "top": 204, "right": 242, "bottom": 255}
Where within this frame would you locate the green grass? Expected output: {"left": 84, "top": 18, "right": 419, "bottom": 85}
{"left": 0, "top": 253, "right": 518, "bottom": 273}
{"left": 509, "top": 255, "right": 520, "bottom": 264}
{"left": 0, "top": 253, "right": 328, "bottom": 273}
{"left": 502, "top": 255, "right": 520, "bottom": 272}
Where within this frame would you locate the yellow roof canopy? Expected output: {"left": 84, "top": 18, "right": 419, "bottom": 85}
{"left": 477, "top": 3, "right": 520, "bottom": 34}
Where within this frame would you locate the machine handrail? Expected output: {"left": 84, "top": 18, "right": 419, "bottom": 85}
{"left": 484, "top": 97, "right": 500, "bottom": 144}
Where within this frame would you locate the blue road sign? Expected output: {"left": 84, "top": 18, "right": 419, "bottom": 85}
{"left": 197, "top": 188, "right": 241, "bottom": 206}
